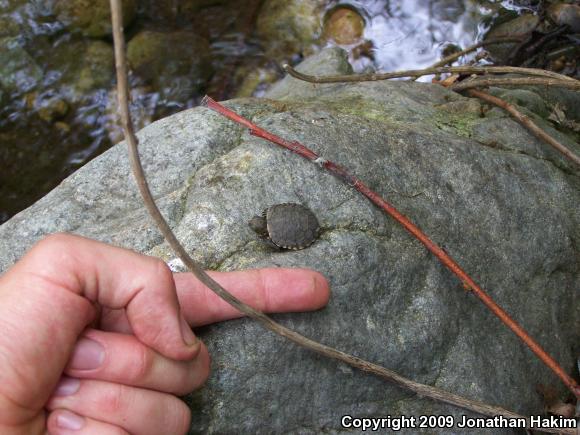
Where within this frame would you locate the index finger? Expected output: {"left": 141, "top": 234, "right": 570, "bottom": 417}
{"left": 174, "top": 268, "right": 330, "bottom": 327}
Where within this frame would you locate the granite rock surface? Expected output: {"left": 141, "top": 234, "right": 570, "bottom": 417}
{"left": 1, "top": 47, "right": 579, "bottom": 434}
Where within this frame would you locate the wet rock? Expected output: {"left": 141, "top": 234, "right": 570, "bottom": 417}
{"left": 436, "top": 98, "right": 482, "bottom": 116}
{"left": 54, "top": 0, "right": 137, "bottom": 37}
{"left": 54, "top": 121, "right": 71, "bottom": 134}
{"left": 126, "top": 30, "right": 213, "bottom": 100}
{"left": 351, "top": 39, "right": 375, "bottom": 61}
{"left": 484, "top": 14, "right": 540, "bottom": 63}
{"left": 547, "top": 3, "right": 580, "bottom": 33}
{"left": 76, "top": 40, "right": 114, "bottom": 92}
{"left": 431, "top": 0, "right": 466, "bottom": 22}
{"left": 138, "top": 0, "right": 223, "bottom": 25}
{"left": 256, "top": 0, "right": 326, "bottom": 59}
{"left": 440, "top": 42, "right": 462, "bottom": 58}
{"left": 77, "top": 41, "right": 115, "bottom": 88}
{"left": 36, "top": 96, "right": 69, "bottom": 122}
{"left": 323, "top": 6, "right": 365, "bottom": 45}
{"left": 0, "top": 36, "right": 43, "bottom": 93}
{"left": 233, "top": 66, "right": 279, "bottom": 98}
{"left": 105, "top": 86, "right": 154, "bottom": 144}
{"left": 265, "top": 46, "right": 352, "bottom": 100}
{"left": 39, "top": 38, "right": 114, "bottom": 97}
{"left": 492, "top": 88, "right": 550, "bottom": 118}
{"left": 0, "top": 15, "right": 21, "bottom": 37}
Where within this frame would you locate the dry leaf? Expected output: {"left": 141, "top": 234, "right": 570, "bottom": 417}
{"left": 548, "top": 402, "right": 576, "bottom": 418}
{"left": 548, "top": 103, "right": 580, "bottom": 133}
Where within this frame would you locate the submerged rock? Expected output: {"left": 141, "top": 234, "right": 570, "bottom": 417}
{"left": 256, "top": 0, "right": 326, "bottom": 59}
{"left": 323, "top": 6, "right": 366, "bottom": 45}
{"left": 126, "top": 30, "right": 213, "bottom": 100}
{"left": 0, "top": 48, "right": 579, "bottom": 434}
{"left": 547, "top": 3, "right": 580, "bottom": 33}
{"left": 36, "top": 95, "right": 69, "bottom": 122}
{"left": 104, "top": 86, "right": 155, "bottom": 144}
{"left": 484, "top": 14, "right": 540, "bottom": 63}
{"left": 54, "top": 0, "right": 137, "bottom": 38}
{"left": 76, "top": 40, "right": 115, "bottom": 92}
{"left": 431, "top": 0, "right": 466, "bottom": 22}
{"left": 38, "top": 38, "right": 114, "bottom": 97}
{"left": 0, "top": 15, "right": 21, "bottom": 37}
{"left": 0, "top": 36, "right": 43, "bottom": 93}
{"left": 139, "top": 0, "right": 222, "bottom": 23}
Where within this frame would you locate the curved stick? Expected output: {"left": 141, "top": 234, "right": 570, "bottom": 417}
{"left": 283, "top": 64, "right": 577, "bottom": 83}
{"left": 451, "top": 77, "right": 580, "bottom": 92}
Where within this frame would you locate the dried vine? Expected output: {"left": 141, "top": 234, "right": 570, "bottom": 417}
{"left": 110, "top": 0, "right": 578, "bottom": 432}
{"left": 283, "top": 64, "right": 576, "bottom": 83}
{"left": 451, "top": 77, "right": 580, "bottom": 92}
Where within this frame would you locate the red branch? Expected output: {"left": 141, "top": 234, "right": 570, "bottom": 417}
{"left": 201, "top": 95, "right": 579, "bottom": 398}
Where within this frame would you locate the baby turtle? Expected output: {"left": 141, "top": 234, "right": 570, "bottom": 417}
{"left": 249, "top": 203, "right": 320, "bottom": 250}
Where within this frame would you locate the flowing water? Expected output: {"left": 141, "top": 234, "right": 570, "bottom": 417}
{"left": 0, "top": 0, "right": 546, "bottom": 223}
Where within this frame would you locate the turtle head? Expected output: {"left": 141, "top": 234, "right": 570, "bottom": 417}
{"left": 249, "top": 215, "right": 268, "bottom": 238}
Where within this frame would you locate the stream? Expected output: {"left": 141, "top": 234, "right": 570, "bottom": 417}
{"left": 0, "top": 0, "right": 570, "bottom": 223}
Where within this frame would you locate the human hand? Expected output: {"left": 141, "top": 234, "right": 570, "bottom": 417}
{"left": 0, "top": 233, "right": 330, "bottom": 434}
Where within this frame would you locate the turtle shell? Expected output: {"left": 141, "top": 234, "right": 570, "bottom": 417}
{"left": 265, "top": 203, "right": 320, "bottom": 250}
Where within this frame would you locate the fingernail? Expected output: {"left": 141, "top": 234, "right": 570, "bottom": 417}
{"left": 180, "top": 312, "right": 198, "bottom": 347}
{"left": 53, "top": 376, "right": 80, "bottom": 396}
{"left": 69, "top": 338, "right": 105, "bottom": 370}
{"left": 56, "top": 409, "right": 85, "bottom": 430}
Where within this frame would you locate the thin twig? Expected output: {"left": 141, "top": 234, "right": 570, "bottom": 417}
{"left": 466, "top": 89, "right": 580, "bottom": 167}
{"left": 283, "top": 64, "right": 576, "bottom": 83}
{"left": 201, "top": 96, "right": 580, "bottom": 400}
{"left": 110, "top": 1, "right": 577, "bottom": 431}
{"left": 451, "top": 77, "right": 580, "bottom": 92}
{"left": 430, "top": 37, "right": 526, "bottom": 68}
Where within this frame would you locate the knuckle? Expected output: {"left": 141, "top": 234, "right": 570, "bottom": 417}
{"left": 256, "top": 269, "right": 271, "bottom": 312}
{"left": 96, "top": 382, "right": 126, "bottom": 415}
{"left": 40, "top": 232, "right": 75, "bottom": 245}
{"left": 149, "top": 258, "right": 174, "bottom": 286}
{"left": 34, "top": 233, "right": 77, "bottom": 257}
{"left": 28, "top": 233, "right": 84, "bottom": 280}
{"left": 131, "top": 341, "right": 154, "bottom": 384}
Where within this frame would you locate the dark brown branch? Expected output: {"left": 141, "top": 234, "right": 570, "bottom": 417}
{"left": 283, "top": 64, "right": 576, "bottom": 83}
{"left": 451, "top": 77, "right": 580, "bottom": 92}
{"left": 110, "top": 1, "right": 577, "bottom": 432}
{"left": 466, "top": 89, "right": 580, "bottom": 167}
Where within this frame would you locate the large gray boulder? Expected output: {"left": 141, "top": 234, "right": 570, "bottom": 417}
{"left": 1, "top": 48, "right": 579, "bottom": 434}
